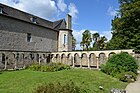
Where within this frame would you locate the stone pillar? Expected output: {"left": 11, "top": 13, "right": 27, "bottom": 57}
{"left": 4, "top": 56, "right": 8, "bottom": 70}
{"left": 72, "top": 56, "right": 75, "bottom": 67}
{"left": 39, "top": 56, "right": 41, "bottom": 65}
{"left": 87, "top": 56, "right": 90, "bottom": 69}
{"left": 80, "top": 57, "right": 82, "bottom": 68}
{"left": 96, "top": 57, "right": 99, "bottom": 69}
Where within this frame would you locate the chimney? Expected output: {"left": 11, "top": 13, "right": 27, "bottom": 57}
{"left": 66, "top": 14, "right": 72, "bottom": 30}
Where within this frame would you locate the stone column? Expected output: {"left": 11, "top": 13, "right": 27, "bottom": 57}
{"left": 96, "top": 57, "right": 99, "bottom": 69}
{"left": 4, "top": 56, "right": 7, "bottom": 70}
{"left": 72, "top": 56, "right": 75, "bottom": 67}
{"left": 79, "top": 57, "right": 82, "bottom": 68}
{"left": 87, "top": 56, "right": 90, "bottom": 69}
{"left": 39, "top": 56, "right": 41, "bottom": 65}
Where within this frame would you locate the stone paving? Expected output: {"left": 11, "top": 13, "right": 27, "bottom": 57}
{"left": 125, "top": 73, "right": 140, "bottom": 93}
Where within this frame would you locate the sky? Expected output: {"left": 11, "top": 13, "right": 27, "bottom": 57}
{"left": 0, "top": 0, "right": 120, "bottom": 49}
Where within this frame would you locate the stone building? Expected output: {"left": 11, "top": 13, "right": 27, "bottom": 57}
{"left": 0, "top": 3, "right": 72, "bottom": 52}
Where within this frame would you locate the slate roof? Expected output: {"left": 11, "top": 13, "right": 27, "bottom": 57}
{"left": 0, "top": 3, "right": 67, "bottom": 31}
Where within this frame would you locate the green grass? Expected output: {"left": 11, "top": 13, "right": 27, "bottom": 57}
{"left": 0, "top": 69, "right": 128, "bottom": 93}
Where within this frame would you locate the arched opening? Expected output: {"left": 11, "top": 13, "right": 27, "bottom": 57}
{"left": 99, "top": 53, "right": 107, "bottom": 65}
{"left": 7, "top": 53, "right": 15, "bottom": 69}
{"left": 61, "top": 54, "right": 66, "bottom": 64}
{"left": 56, "top": 54, "right": 60, "bottom": 63}
{"left": 2, "top": 53, "right": 5, "bottom": 64}
{"left": 109, "top": 52, "right": 116, "bottom": 58}
{"left": 89, "top": 53, "right": 97, "bottom": 68}
{"left": 17, "top": 53, "right": 24, "bottom": 68}
{"left": 67, "top": 54, "right": 72, "bottom": 66}
{"left": 36, "top": 54, "right": 39, "bottom": 63}
{"left": 81, "top": 53, "right": 88, "bottom": 67}
{"left": 0, "top": 53, "right": 5, "bottom": 69}
{"left": 74, "top": 53, "right": 80, "bottom": 67}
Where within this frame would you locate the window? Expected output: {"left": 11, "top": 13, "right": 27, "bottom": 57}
{"left": 27, "top": 33, "right": 31, "bottom": 42}
{"left": 63, "top": 34, "right": 67, "bottom": 46}
{"left": 0, "top": 7, "right": 3, "bottom": 14}
{"left": 64, "top": 34, "right": 66, "bottom": 45}
{"left": 30, "top": 17, "right": 37, "bottom": 23}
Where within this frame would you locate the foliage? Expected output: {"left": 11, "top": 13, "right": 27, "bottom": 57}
{"left": 72, "top": 35, "right": 76, "bottom": 50}
{"left": 28, "top": 63, "right": 71, "bottom": 72}
{"left": 92, "top": 33, "right": 107, "bottom": 50}
{"left": 33, "top": 81, "right": 86, "bottom": 93}
{"left": 108, "top": 0, "right": 140, "bottom": 50}
{"left": 80, "top": 31, "right": 108, "bottom": 51}
{"left": 117, "top": 71, "right": 137, "bottom": 82}
{"left": 101, "top": 52, "right": 138, "bottom": 77}
{"left": 80, "top": 30, "right": 92, "bottom": 50}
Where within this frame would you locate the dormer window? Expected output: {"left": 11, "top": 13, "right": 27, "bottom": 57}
{"left": 30, "top": 17, "right": 37, "bottom": 24}
{"left": 0, "top": 7, "right": 3, "bottom": 14}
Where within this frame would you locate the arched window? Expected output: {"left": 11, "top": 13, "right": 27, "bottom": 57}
{"left": 63, "top": 34, "right": 67, "bottom": 45}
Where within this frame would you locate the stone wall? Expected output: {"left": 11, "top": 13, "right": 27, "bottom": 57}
{"left": 0, "top": 15, "right": 58, "bottom": 52}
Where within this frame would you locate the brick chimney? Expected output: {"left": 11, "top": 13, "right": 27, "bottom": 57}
{"left": 66, "top": 14, "right": 72, "bottom": 30}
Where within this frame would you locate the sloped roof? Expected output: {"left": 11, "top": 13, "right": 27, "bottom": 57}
{"left": 53, "top": 19, "right": 66, "bottom": 30}
{"left": 0, "top": 3, "right": 67, "bottom": 31}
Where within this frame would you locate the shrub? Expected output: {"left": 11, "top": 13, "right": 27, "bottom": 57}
{"left": 101, "top": 52, "right": 138, "bottom": 77}
{"left": 33, "top": 81, "right": 86, "bottom": 93}
{"left": 28, "top": 63, "right": 71, "bottom": 72}
{"left": 117, "top": 71, "right": 137, "bottom": 82}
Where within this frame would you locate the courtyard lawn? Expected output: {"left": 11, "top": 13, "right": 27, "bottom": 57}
{"left": 0, "top": 69, "right": 127, "bottom": 93}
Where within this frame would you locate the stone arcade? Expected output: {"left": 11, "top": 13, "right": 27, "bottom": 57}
{"left": 0, "top": 3, "right": 135, "bottom": 70}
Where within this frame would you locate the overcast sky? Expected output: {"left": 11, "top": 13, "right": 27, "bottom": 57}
{"left": 0, "top": 0, "right": 119, "bottom": 49}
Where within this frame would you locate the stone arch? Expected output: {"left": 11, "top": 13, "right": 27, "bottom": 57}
{"left": 7, "top": 53, "right": 16, "bottom": 69}
{"left": 61, "top": 54, "right": 66, "bottom": 64}
{"left": 67, "top": 53, "right": 72, "bottom": 66}
{"left": 81, "top": 53, "right": 88, "bottom": 67}
{"left": 56, "top": 54, "right": 60, "bottom": 63}
{"left": 89, "top": 53, "right": 97, "bottom": 67}
{"left": 109, "top": 52, "right": 116, "bottom": 57}
{"left": 74, "top": 53, "right": 80, "bottom": 67}
{"left": 99, "top": 53, "right": 107, "bottom": 65}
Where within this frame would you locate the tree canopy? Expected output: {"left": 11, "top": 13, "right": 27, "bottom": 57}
{"left": 108, "top": 0, "right": 140, "bottom": 50}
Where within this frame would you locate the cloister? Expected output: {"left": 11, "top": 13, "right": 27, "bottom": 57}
{"left": 0, "top": 49, "right": 134, "bottom": 70}
{"left": 51, "top": 49, "right": 134, "bottom": 69}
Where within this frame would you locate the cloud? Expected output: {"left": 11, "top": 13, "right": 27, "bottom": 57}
{"left": 0, "top": 0, "right": 59, "bottom": 20}
{"left": 57, "top": 0, "right": 67, "bottom": 12}
{"left": 0, "top": 0, "right": 79, "bottom": 23}
{"left": 68, "top": 3, "right": 78, "bottom": 19}
{"left": 107, "top": 6, "right": 118, "bottom": 16}
{"left": 72, "top": 29, "right": 112, "bottom": 50}
{"left": 100, "top": 31, "right": 112, "bottom": 41}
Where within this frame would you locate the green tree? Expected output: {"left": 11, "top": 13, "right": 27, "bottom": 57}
{"left": 72, "top": 35, "right": 76, "bottom": 50}
{"left": 80, "top": 30, "right": 92, "bottom": 50}
{"left": 92, "top": 33, "right": 107, "bottom": 50}
{"left": 92, "top": 33, "right": 100, "bottom": 50}
{"left": 109, "top": 0, "right": 140, "bottom": 50}
{"left": 98, "top": 36, "right": 107, "bottom": 50}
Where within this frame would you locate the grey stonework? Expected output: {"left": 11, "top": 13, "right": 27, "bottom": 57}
{"left": 0, "top": 15, "right": 58, "bottom": 52}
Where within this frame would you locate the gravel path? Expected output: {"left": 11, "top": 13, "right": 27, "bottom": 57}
{"left": 125, "top": 74, "right": 140, "bottom": 93}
